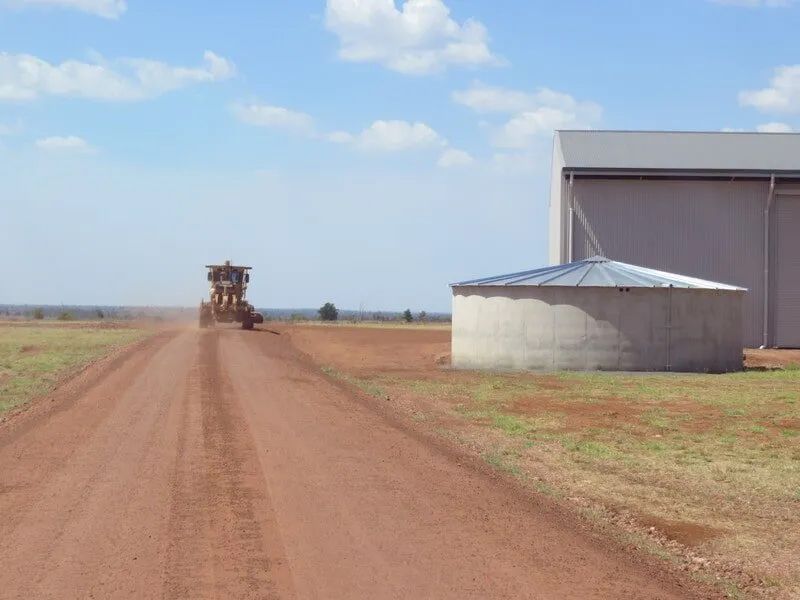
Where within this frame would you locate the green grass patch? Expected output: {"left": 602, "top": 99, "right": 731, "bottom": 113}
{"left": 482, "top": 450, "right": 522, "bottom": 477}
{"left": 321, "top": 366, "right": 388, "bottom": 399}
{"left": 563, "top": 439, "right": 619, "bottom": 459}
{"left": 350, "top": 366, "right": 800, "bottom": 596}
{"left": 0, "top": 325, "right": 149, "bottom": 413}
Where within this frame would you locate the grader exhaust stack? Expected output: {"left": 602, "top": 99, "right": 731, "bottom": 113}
{"left": 199, "top": 260, "right": 264, "bottom": 330}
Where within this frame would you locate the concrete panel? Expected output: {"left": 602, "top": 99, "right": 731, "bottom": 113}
{"left": 452, "top": 286, "right": 743, "bottom": 373}
{"left": 522, "top": 297, "right": 556, "bottom": 369}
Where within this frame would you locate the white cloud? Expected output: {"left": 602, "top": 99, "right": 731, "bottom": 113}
{"left": 740, "top": 65, "right": 800, "bottom": 113}
{"left": 232, "top": 102, "right": 315, "bottom": 135}
{"left": 11, "top": 0, "right": 127, "bottom": 18}
{"left": 349, "top": 119, "right": 443, "bottom": 151}
{"left": 35, "top": 135, "right": 93, "bottom": 152}
{"left": 453, "top": 83, "right": 602, "bottom": 149}
{"left": 710, "top": 0, "right": 791, "bottom": 6}
{"left": 756, "top": 121, "right": 793, "bottom": 132}
{"left": 0, "top": 50, "right": 235, "bottom": 102}
{"left": 452, "top": 83, "right": 588, "bottom": 115}
{"left": 326, "top": 130, "right": 355, "bottom": 143}
{"left": 324, "top": 0, "right": 498, "bottom": 75}
{"left": 233, "top": 101, "right": 451, "bottom": 163}
{"left": 437, "top": 147, "right": 473, "bottom": 168}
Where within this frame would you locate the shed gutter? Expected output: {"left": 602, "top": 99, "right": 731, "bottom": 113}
{"left": 563, "top": 168, "right": 800, "bottom": 179}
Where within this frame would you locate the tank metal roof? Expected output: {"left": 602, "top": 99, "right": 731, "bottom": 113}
{"left": 452, "top": 256, "right": 746, "bottom": 290}
{"left": 556, "top": 130, "right": 800, "bottom": 173}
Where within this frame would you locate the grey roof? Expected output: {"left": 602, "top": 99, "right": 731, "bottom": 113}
{"left": 556, "top": 130, "right": 800, "bottom": 173}
{"left": 452, "top": 256, "right": 746, "bottom": 290}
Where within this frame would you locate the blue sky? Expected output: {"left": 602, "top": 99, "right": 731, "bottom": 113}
{"left": 2, "top": 0, "right": 799, "bottom": 312}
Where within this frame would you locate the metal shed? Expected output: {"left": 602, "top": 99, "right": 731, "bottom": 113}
{"left": 549, "top": 130, "right": 800, "bottom": 348}
{"left": 451, "top": 256, "right": 746, "bottom": 372}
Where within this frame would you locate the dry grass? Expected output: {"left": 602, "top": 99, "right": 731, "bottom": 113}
{"left": 330, "top": 367, "right": 800, "bottom": 599}
{"left": 0, "top": 324, "right": 149, "bottom": 413}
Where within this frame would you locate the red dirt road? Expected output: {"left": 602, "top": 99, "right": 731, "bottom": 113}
{"left": 0, "top": 328, "right": 710, "bottom": 599}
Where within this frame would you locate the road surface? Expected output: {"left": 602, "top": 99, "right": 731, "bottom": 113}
{"left": 0, "top": 328, "right": 708, "bottom": 599}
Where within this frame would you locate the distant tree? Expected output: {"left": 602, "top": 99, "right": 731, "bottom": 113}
{"left": 402, "top": 309, "right": 413, "bottom": 323}
{"left": 32, "top": 307, "right": 45, "bottom": 320}
{"left": 318, "top": 302, "right": 339, "bottom": 322}
{"left": 57, "top": 311, "right": 74, "bottom": 321}
{"left": 418, "top": 310, "right": 427, "bottom": 322}
{"left": 96, "top": 309, "right": 105, "bottom": 319}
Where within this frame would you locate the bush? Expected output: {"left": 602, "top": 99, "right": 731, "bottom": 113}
{"left": 403, "top": 309, "right": 413, "bottom": 323}
{"left": 57, "top": 311, "right": 74, "bottom": 321}
{"left": 32, "top": 307, "right": 45, "bottom": 320}
{"left": 318, "top": 302, "right": 339, "bottom": 321}
{"left": 96, "top": 309, "right": 105, "bottom": 319}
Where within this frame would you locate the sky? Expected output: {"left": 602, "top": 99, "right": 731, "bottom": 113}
{"left": 2, "top": 0, "right": 800, "bottom": 312}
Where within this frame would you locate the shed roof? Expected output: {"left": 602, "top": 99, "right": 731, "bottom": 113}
{"left": 452, "top": 256, "right": 746, "bottom": 290}
{"left": 556, "top": 130, "right": 800, "bottom": 173}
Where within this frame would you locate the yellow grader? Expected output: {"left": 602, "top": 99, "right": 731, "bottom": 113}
{"left": 199, "top": 261, "right": 264, "bottom": 329}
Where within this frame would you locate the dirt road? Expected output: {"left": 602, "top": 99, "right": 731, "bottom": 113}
{"left": 0, "top": 328, "right": 709, "bottom": 599}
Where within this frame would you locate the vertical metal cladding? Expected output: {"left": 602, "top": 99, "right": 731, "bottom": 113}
{"left": 570, "top": 179, "right": 767, "bottom": 347}
{"left": 773, "top": 195, "right": 800, "bottom": 347}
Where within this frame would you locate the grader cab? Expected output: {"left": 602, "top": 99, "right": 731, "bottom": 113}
{"left": 199, "top": 261, "right": 264, "bottom": 330}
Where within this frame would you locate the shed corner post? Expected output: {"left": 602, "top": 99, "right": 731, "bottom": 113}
{"left": 761, "top": 174, "right": 776, "bottom": 349}
{"left": 567, "top": 172, "right": 575, "bottom": 263}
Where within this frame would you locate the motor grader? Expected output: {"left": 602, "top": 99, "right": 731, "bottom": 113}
{"left": 199, "top": 261, "right": 264, "bottom": 330}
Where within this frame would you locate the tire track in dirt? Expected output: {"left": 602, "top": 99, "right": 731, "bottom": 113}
{"left": 0, "top": 329, "right": 193, "bottom": 599}
{"left": 164, "top": 329, "right": 294, "bottom": 599}
{"left": 221, "top": 328, "right": 716, "bottom": 599}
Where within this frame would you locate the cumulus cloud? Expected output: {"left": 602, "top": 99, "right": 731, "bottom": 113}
{"left": 453, "top": 83, "right": 582, "bottom": 115}
{"left": 740, "top": 65, "right": 800, "bottom": 113}
{"left": 0, "top": 50, "right": 235, "bottom": 102}
{"left": 326, "top": 130, "right": 355, "bottom": 143}
{"left": 756, "top": 121, "right": 793, "bottom": 132}
{"left": 324, "top": 0, "right": 498, "bottom": 75}
{"left": 352, "top": 119, "right": 443, "bottom": 151}
{"left": 35, "top": 135, "right": 93, "bottom": 152}
{"left": 232, "top": 102, "right": 315, "bottom": 135}
{"left": 437, "top": 147, "right": 474, "bottom": 168}
{"left": 10, "top": 0, "right": 127, "bottom": 18}
{"left": 494, "top": 108, "right": 601, "bottom": 149}
{"left": 453, "top": 82, "right": 602, "bottom": 149}
{"left": 234, "top": 99, "right": 456, "bottom": 165}
{"left": 232, "top": 101, "right": 442, "bottom": 153}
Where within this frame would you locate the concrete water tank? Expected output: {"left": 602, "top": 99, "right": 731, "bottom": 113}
{"left": 451, "top": 256, "right": 745, "bottom": 372}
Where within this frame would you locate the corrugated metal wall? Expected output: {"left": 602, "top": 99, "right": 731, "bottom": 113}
{"left": 773, "top": 195, "right": 800, "bottom": 347}
{"left": 571, "top": 179, "right": 768, "bottom": 347}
